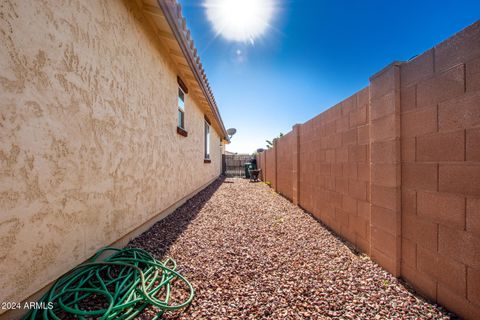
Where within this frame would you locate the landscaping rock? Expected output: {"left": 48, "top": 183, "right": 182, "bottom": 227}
{"left": 129, "top": 177, "right": 452, "bottom": 319}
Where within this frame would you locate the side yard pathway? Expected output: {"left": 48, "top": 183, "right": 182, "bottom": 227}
{"left": 130, "top": 178, "right": 452, "bottom": 319}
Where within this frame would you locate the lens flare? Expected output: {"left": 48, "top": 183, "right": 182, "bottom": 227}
{"left": 204, "top": 0, "right": 276, "bottom": 43}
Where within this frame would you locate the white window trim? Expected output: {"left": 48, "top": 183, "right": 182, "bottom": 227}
{"left": 178, "top": 87, "right": 186, "bottom": 129}
{"left": 204, "top": 119, "right": 210, "bottom": 160}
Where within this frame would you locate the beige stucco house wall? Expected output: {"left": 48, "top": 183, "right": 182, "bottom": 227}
{"left": 0, "top": 0, "right": 227, "bottom": 313}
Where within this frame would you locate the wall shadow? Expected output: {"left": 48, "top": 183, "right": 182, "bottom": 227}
{"left": 127, "top": 176, "right": 225, "bottom": 259}
{"left": 302, "top": 208, "right": 456, "bottom": 318}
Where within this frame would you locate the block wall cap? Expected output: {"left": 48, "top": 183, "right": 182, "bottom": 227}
{"left": 369, "top": 61, "right": 404, "bottom": 81}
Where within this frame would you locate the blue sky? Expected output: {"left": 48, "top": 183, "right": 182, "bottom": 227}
{"left": 179, "top": 0, "right": 480, "bottom": 154}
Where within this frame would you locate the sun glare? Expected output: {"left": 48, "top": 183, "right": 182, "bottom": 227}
{"left": 204, "top": 0, "right": 276, "bottom": 43}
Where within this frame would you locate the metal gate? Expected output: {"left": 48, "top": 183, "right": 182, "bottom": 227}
{"left": 222, "top": 154, "right": 253, "bottom": 177}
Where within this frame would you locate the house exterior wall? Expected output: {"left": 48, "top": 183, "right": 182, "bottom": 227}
{"left": 0, "top": 0, "right": 222, "bottom": 309}
{"left": 259, "top": 21, "right": 480, "bottom": 319}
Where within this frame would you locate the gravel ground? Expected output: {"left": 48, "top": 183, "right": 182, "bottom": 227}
{"left": 129, "top": 177, "right": 453, "bottom": 319}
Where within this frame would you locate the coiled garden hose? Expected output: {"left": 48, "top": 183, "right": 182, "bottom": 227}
{"left": 23, "top": 247, "right": 194, "bottom": 320}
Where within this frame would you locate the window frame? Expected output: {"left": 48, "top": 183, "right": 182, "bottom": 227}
{"left": 204, "top": 118, "right": 211, "bottom": 161}
{"left": 177, "top": 86, "right": 186, "bottom": 130}
{"left": 176, "top": 76, "right": 189, "bottom": 137}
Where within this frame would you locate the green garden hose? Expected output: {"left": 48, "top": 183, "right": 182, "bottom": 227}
{"left": 23, "top": 247, "right": 194, "bottom": 320}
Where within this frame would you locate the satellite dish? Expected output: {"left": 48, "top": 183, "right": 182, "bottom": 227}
{"left": 227, "top": 128, "right": 237, "bottom": 138}
{"left": 257, "top": 148, "right": 265, "bottom": 153}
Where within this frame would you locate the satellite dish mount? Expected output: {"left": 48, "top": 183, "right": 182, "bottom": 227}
{"left": 226, "top": 128, "right": 237, "bottom": 140}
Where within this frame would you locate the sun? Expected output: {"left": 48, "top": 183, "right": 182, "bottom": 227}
{"left": 204, "top": 0, "right": 276, "bottom": 43}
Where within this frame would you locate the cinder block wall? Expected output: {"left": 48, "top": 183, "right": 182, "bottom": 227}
{"left": 298, "top": 88, "right": 371, "bottom": 253}
{"left": 256, "top": 151, "right": 267, "bottom": 181}
{"left": 399, "top": 22, "right": 480, "bottom": 319}
{"left": 276, "top": 132, "right": 294, "bottom": 200}
{"left": 265, "top": 148, "right": 277, "bottom": 188}
{"left": 259, "top": 21, "right": 480, "bottom": 319}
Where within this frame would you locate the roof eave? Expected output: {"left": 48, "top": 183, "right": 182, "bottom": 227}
{"left": 157, "top": 0, "right": 230, "bottom": 143}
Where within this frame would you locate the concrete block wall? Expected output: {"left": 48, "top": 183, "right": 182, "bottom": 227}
{"left": 256, "top": 152, "right": 264, "bottom": 180}
{"left": 276, "top": 131, "right": 294, "bottom": 200}
{"left": 258, "top": 150, "right": 267, "bottom": 181}
{"left": 265, "top": 147, "right": 277, "bottom": 188}
{"left": 298, "top": 88, "right": 371, "bottom": 253}
{"left": 399, "top": 22, "right": 480, "bottom": 319}
{"left": 258, "top": 20, "right": 480, "bottom": 319}
{"left": 369, "top": 64, "right": 402, "bottom": 276}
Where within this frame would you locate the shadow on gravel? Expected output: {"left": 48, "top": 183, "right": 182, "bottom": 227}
{"left": 303, "top": 208, "right": 457, "bottom": 319}
{"left": 128, "top": 176, "right": 225, "bottom": 259}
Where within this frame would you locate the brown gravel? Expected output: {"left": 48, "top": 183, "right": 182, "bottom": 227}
{"left": 129, "top": 177, "right": 453, "bottom": 319}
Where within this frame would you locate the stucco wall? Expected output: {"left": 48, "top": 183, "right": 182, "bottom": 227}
{"left": 0, "top": 0, "right": 222, "bottom": 306}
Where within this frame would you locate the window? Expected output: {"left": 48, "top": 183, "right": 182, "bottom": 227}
{"left": 178, "top": 87, "right": 185, "bottom": 129}
{"left": 177, "top": 76, "right": 189, "bottom": 137}
{"left": 204, "top": 119, "right": 210, "bottom": 160}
